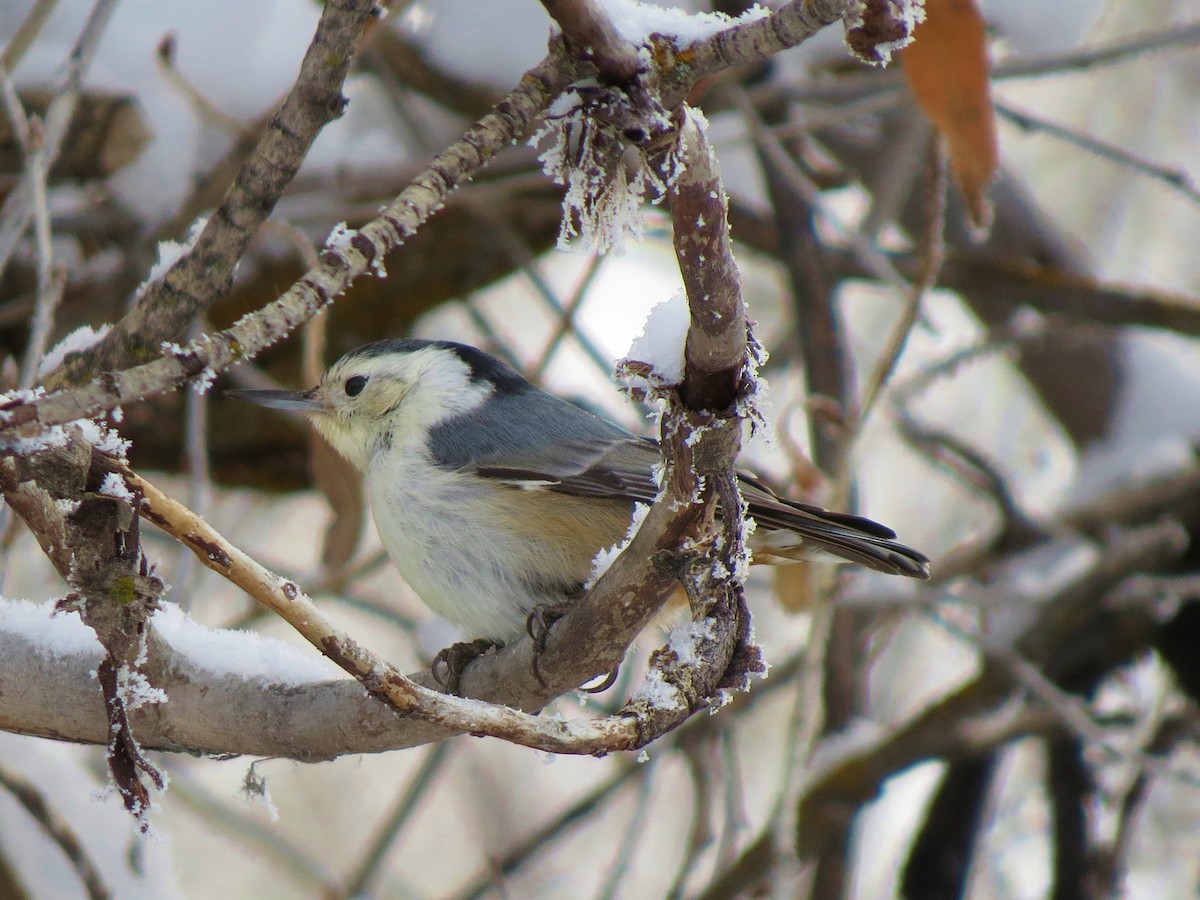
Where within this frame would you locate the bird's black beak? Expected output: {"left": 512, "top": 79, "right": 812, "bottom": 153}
{"left": 225, "top": 387, "right": 323, "bottom": 413}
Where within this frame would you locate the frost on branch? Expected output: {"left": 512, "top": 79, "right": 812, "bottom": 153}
{"left": 533, "top": 85, "right": 680, "bottom": 254}
{"left": 844, "top": 0, "right": 925, "bottom": 66}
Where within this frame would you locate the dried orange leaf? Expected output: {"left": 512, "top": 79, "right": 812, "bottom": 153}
{"left": 900, "top": 0, "right": 998, "bottom": 232}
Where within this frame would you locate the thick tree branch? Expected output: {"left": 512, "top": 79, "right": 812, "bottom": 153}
{"left": 669, "top": 108, "right": 747, "bottom": 411}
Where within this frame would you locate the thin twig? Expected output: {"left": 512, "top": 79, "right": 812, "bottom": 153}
{"left": 45, "top": 0, "right": 377, "bottom": 386}
{"left": 667, "top": 739, "right": 716, "bottom": 898}
{"left": 729, "top": 84, "right": 916, "bottom": 299}
{"left": 454, "top": 763, "right": 644, "bottom": 900}
{"left": 0, "top": 760, "right": 110, "bottom": 900}
{"left": 344, "top": 742, "right": 455, "bottom": 897}
{"left": 155, "top": 33, "right": 247, "bottom": 135}
{"left": 15, "top": 104, "right": 63, "bottom": 389}
{"left": 166, "top": 763, "right": 340, "bottom": 893}
{"left": 541, "top": 0, "right": 640, "bottom": 85}
{"left": 929, "top": 607, "right": 1200, "bottom": 791}
{"left": 529, "top": 252, "right": 605, "bottom": 383}
{"left": 785, "top": 20, "right": 1200, "bottom": 106}
{"left": 458, "top": 195, "right": 614, "bottom": 380}
{"left": 0, "top": 52, "right": 572, "bottom": 438}
{"left": 172, "top": 321, "right": 210, "bottom": 604}
{"left": 846, "top": 136, "right": 947, "bottom": 447}
{"left": 594, "top": 758, "right": 659, "bottom": 900}
{"left": 995, "top": 99, "right": 1200, "bottom": 208}
{"left": 0, "top": 0, "right": 117, "bottom": 279}
{"left": 0, "top": 0, "right": 62, "bottom": 73}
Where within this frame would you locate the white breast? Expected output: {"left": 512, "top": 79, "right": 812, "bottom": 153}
{"left": 366, "top": 451, "right": 565, "bottom": 642}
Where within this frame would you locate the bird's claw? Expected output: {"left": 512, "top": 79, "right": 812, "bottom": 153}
{"left": 431, "top": 638, "right": 502, "bottom": 695}
{"left": 579, "top": 665, "right": 620, "bottom": 694}
{"left": 526, "top": 604, "right": 569, "bottom": 687}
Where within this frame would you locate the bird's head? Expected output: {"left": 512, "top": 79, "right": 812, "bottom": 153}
{"left": 227, "top": 339, "right": 524, "bottom": 469}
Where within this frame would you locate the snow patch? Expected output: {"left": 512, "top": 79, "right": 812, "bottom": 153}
{"left": 605, "top": 0, "right": 770, "bottom": 45}
{"left": 37, "top": 325, "right": 112, "bottom": 377}
{"left": 586, "top": 501, "right": 651, "bottom": 588}
{"left": 325, "top": 221, "right": 355, "bottom": 252}
{"left": 632, "top": 667, "right": 685, "bottom": 711}
{"left": 667, "top": 617, "right": 716, "bottom": 665}
{"left": 0, "top": 599, "right": 104, "bottom": 658}
{"left": 152, "top": 602, "right": 342, "bottom": 684}
{"left": 133, "top": 217, "right": 208, "bottom": 301}
{"left": 117, "top": 666, "right": 168, "bottom": 710}
{"left": 532, "top": 89, "right": 679, "bottom": 253}
{"left": 98, "top": 472, "right": 135, "bottom": 502}
{"left": 624, "top": 291, "right": 689, "bottom": 387}
{"left": 75, "top": 418, "right": 131, "bottom": 459}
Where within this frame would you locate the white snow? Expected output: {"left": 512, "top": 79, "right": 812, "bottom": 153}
{"left": 0, "top": 422, "right": 70, "bottom": 456}
{"left": 138, "top": 217, "right": 208, "bottom": 297}
{"left": 586, "top": 501, "right": 651, "bottom": 588}
{"left": 0, "top": 597, "right": 341, "bottom": 685}
{"left": 604, "top": 0, "right": 770, "bottom": 45}
{"left": 666, "top": 616, "right": 716, "bottom": 665}
{"left": 631, "top": 667, "right": 685, "bottom": 711}
{"left": 98, "top": 472, "right": 135, "bottom": 502}
{"left": 37, "top": 324, "right": 112, "bottom": 377}
{"left": 532, "top": 89, "right": 679, "bottom": 253}
{"left": 0, "top": 598, "right": 104, "bottom": 657}
{"left": 325, "top": 221, "right": 355, "bottom": 252}
{"left": 623, "top": 291, "right": 689, "bottom": 387}
{"left": 152, "top": 602, "right": 342, "bottom": 684}
{"left": 75, "top": 418, "right": 132, "bottom": 459}
{"left": 116, "top": 666, "right": 168, "bottom": 710}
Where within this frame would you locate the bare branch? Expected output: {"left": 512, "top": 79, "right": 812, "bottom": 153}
{"left": 0, "top": 0, "right": 62, "bottom": 74}
{"left": 46, "top": 0, "right": 377, "bottom": 387}
{"left": 0, "top": 760, "right": 110, "bottom": 900}
{"left": 0, "top": 53, "right": 572, "bottom": 439}
{"left": 0, "top": 0, "right": 117, "bottom": 278}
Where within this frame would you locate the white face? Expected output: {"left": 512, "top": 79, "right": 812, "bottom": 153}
{"left": 307, "top": 345, "right": 493, "bottom": 470}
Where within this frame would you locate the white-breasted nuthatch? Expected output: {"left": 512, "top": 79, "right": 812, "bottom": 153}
{"left": 229, "top": 339, "right": 929, "bottom": 643}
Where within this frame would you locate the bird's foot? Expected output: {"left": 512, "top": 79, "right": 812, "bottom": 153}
{"left": 526, "top": 604, "right": 572, "bottom": 687}
{"left": 431, "top": 638, "right": 503, "bottom": 696}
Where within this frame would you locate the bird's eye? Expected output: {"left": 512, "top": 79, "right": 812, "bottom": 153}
{"left": 344, "top": 375, "right": 368, "bottom": 397}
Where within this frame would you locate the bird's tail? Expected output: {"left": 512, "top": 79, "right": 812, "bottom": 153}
{"left": 742, "top": 481, "right": 930, "bottom": 579}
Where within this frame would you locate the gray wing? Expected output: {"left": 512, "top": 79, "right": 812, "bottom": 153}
{"left": 427, "top": 386, "right": 663, "bottom": 500}
{"left": 428, "top": 385, "right": 929, "bottom": 578}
